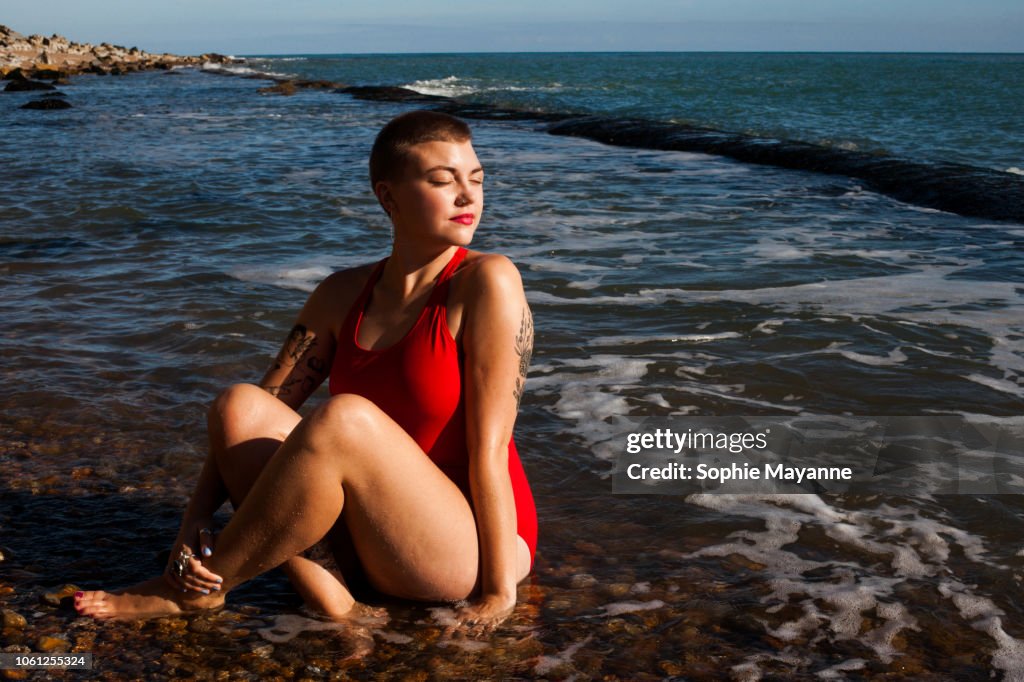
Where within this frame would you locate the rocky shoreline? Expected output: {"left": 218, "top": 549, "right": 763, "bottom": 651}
{"left": 1, "top": 24, "right": 233, "bottom": 77}
{"left": 1, "top": 24, "right": 234, "bottom": 109}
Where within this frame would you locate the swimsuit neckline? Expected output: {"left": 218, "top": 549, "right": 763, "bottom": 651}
{"left": 352, "top": 247, "right": 466, "bottom": 354}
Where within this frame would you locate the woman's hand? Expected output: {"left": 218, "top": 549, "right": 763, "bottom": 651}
{"left": 163, "top": 522, "right": 223, "bottom": 594}
{"left": 453, "top": 593, "right": 516, "bottom": 635}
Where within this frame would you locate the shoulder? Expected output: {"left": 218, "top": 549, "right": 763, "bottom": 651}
{"left": 300, "top": 260, "right": 380, "bottom": 328}
{"left": 457, "top": 251, "right": 525, "bottom": 298}
{"left": 311, "top": 260, "right": 380, "bottom": 301}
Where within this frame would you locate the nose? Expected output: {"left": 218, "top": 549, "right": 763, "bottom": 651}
{"left": 454, "top": 178, "right": 478, "bottom": 207}
{"left": 454, "top": 189, "right": 472, "bottom": 207}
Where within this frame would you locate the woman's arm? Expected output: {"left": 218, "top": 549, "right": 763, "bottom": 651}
{"left": 462, "top": 255, "right": 533, "bottom": 621}
{"left": 258, "top": 274, "right": 344, "bottom": 412}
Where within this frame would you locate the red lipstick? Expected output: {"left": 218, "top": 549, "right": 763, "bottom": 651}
{"left": 452, "top": 214, "right": 475, "bottom": 225}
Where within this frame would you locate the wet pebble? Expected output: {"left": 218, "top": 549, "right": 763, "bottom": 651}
{"left": 35, "top": 635, "right": 70, "bottom": 652}
{"left": 573, "top": 540, "right": 603, "bottom": 555}
{"left": 568, "top": 574, "right": 597, "bottom": 589}
{"left": 40, "top": 584, "right": 80, "bottom": 607}
{"left": 188, "top": 618, "right": 217, "bottom": 634}
{"left": 602, "top": 583, "right": 632, "bottom": 599}
{"left": 0, "top": 611, "right": 25, "bottom": 631}
{"left": 250, "top": 643, "right": 273, "bottom": 658}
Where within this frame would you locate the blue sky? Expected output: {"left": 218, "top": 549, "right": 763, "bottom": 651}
{"left": 5, "top": 1, "right": 1022, "bottom": 54}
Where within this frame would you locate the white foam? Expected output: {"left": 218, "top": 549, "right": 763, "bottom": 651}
{"left": 534, "top": 636, "right": 593, "bottom": 676}
{"left": 231, "top": 265, "right": 333, "bottom": 292}
{"left": 375, "top": 631, "right": 413, "bottom": 644}
{"left": 404, "top": 75, "right": 477, "bottom": 97}
{"left": 201, "top": 62, "right": 292, "bottom": 79}
{"left": 965, "top": 372, "right": 1024, "bottom": 398}
{"left": 817, "top": 659, "right": 868, "bottom": 679}
{"left": 682, "top": 494, "right": 1004, "bottom": 666}
{"left": 753, "top": 319, "right": 791, "bottom": 334}
{"left": 257, "top": 614, "right": 350, "bottom": 643}
{"left": 939, "top": 580, "right": 1024, "bottom": 680}
{"left": 1006, "top": 167, "right": 1024, "bottom": 176}
{"left": 835, "top": 346, "right": 908, "bottom": 367}
{"left": 587, "top": 332, "right": 741, "bottom": 346}
{"left": 602, "top": 600, "right": 664, "bottom": 617}
{"left": 532, "top": 264, "right": 1024, "bottom": 393}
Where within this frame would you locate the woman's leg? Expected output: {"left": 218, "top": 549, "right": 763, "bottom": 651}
{"left": 208, "top": 384, "right": 356, "bottom": 617}
{"left": 77, "top": 391, "right": 528, "bottom": 619}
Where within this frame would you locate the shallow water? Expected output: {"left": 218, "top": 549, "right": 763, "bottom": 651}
{"left": 1, "top": 59, "right": 1024, "bottom": 679}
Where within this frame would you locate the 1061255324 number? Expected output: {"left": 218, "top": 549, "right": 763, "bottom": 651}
{"left": 0, "top": 653, "right": 93, "bottom": 670}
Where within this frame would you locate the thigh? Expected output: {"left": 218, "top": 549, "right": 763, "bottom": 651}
{"left": 310, "top": 395, "right": 482, "bottom": 602}
{"left": 211, "top": 383, "right": 304, "bottom": 502}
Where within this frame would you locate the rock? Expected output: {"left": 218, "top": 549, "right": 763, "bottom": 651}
{"left": 35, "top": 636, "right": 70, "bottom": 653}
{"left": 569, "top": 573, "right": 598, "bottom": 589}
{"left": 3, "top": 79, "right": 55, "bottom": 92}
{"left": 295, "top": 79, "right": 340, "bottom": 90}
{"left": 258, "top": 81, "right": 297, "bottom": 96}
{"left": 21, "top": 98, "right": 72, "bottom": 110}
{"left": 1, "top": 610, "right": 26, "bottom": 631}
{"left": 1, "top": 25, "right": 27, "bottom": 42}
{"left": 40, "top": 584, "right": 80, "bottom": 607}
{"left": 31, "top": 68, "right": 66, "bottom": 80}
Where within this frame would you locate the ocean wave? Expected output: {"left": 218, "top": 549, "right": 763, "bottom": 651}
{"left": 404, "top": 75, "right": 478, "bottom": 97}
{"left": 402, "top": 75, "right": 563, "bottom": 99}
{"left": 200, "top": 62, "right": 292, "bottom": 79}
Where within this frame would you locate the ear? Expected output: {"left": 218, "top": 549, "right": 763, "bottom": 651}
{"left": 374, "top": 181, "right": 395, "bottom": 217}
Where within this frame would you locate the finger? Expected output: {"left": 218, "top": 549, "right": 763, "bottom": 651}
{"left": 163, "top": 570, "right": 186, "bottom": 592}
{"left": 166, "top": 545, "right": 199, "bottom": 592}
{"left": 187, "top": 559, "right": 224, "bottom": 590}
{"left": 198, "top": 527, "right": 215, "bottom": 558}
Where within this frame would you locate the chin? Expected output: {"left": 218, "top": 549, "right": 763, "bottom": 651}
{"left": 446, "top": 226, "right": 477, "bottom": 246}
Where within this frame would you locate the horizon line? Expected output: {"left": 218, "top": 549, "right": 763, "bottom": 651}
{"left": 233, "top": 49, "right": 1024, "bottom": 58}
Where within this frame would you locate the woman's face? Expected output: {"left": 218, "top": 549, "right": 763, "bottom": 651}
{"left": 378, "top": 139, "right": 484, "bottom": 247}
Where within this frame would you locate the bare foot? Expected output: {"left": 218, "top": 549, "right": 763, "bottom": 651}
{"left": 74, "top": 576, "right": 225, "bottom": 620}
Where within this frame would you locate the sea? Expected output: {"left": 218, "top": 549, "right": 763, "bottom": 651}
{"left": 2, "top": 52, "right": 1024, "bottom": 680}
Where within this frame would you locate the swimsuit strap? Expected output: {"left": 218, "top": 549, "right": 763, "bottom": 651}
{"left": 426, "top": 247, "right": 468, "bottom": 307}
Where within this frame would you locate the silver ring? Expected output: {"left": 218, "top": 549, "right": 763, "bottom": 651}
{"left": 172, "top": 549, "right": 193, "bottom": 578}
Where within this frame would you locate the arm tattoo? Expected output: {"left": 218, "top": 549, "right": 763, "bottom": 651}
{"left": 513, "top": 307, "right": 534, "bottom": 409}
{"left": 278, "top": 324, "right": 317, "bottom": 367}
{"left": 263, "top": 376, "right": 301, "bottom": 398}
{"left": 307, "top": 355, "right": 329, "bottom": 378}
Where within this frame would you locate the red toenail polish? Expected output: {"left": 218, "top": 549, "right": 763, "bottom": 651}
{"left": 75, "top": 592, "right": 83, "bottom": 598}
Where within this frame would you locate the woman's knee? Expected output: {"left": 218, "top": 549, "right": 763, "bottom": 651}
{"left": 208, "top": 383, "right": 273, "bottom": 445}
{"left": 302, "top": 393, "right": 381, "bottom": 453}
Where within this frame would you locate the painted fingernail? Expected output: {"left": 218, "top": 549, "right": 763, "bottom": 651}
{"left": 202, "top": 547, "right": 212, "bottom": 557}
{"left": 215, "top": 577, "right": 223, "bottom": 583}
{"left": 212, "top": 585, "right": 221, "bottom": 591}
{"left": 74, "top": 592, "right": 83, "bottom": 598}
{"left": 201, "top": 589, "right": 210, "bottom": 595}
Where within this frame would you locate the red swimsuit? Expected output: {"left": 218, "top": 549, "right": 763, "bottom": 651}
{"left": 328, "top": 247, "right": 538, "bottom": 565}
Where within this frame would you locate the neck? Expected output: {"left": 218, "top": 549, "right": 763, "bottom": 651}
{"left": 380, "top": 242, "right": 459, "bottom": 298}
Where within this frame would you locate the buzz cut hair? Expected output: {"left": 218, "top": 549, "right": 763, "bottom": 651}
{"left": 369, "top": 110, "right": 473, "bottom": 189}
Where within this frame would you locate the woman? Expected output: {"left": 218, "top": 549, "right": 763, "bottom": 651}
{"left": 75, "top": 110, "right": 537, "bottom": 629}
